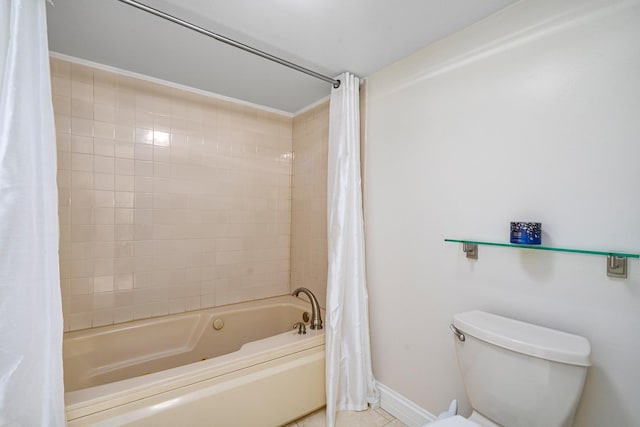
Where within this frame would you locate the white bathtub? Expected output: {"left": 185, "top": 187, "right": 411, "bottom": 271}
{"left": 64, "top": 296, "right": 325, "bottom": 426}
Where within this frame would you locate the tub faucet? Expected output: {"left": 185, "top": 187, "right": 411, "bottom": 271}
{"left": 293, "top": 322, "right": 307, "bottom": 335}
{"left": 292, "top": 287, "right": 323, "bottom": 330}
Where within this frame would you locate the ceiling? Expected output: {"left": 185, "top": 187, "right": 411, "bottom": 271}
{"left": 46, "top": 0, "right": 518, "bottom": 114}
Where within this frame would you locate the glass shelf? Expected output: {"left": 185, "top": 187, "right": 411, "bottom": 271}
{"left": 444, "top": 239, "right": 639, "bottom": 259}
{"left": 444, "top": 238, "right": 638, "bottom": 278}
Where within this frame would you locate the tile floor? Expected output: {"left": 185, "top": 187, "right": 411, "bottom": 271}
{"left": 287, "top": 407, "right": 407, "bottom": 427}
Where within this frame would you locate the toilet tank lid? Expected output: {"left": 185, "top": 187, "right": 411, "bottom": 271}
{"left": 452, "top": 311, "right": 591, "bottom": 366}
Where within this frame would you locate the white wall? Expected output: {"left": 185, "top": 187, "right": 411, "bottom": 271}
{"left": 364, "top": 0, "right": 640, "bottom": 425}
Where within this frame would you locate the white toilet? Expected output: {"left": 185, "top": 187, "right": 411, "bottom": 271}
{"left": 430, "top": 311, "right": 591, "bottom": 427}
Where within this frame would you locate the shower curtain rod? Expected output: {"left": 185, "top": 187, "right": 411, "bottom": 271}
{"left": 115, "top": 0, "right": 341, "bottom": 88}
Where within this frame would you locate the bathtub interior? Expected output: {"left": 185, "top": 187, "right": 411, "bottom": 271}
{"left": 63, "top": 300, "right": 309, "bottom": 392}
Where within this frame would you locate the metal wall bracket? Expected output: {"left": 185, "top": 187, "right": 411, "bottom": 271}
{"left": 462, "top": 243, "right": 478, "bottom": 260}
{"left": 607, "top": 256, "right": 627, "bottom": 278}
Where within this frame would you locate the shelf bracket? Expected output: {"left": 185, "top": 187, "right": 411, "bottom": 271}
{"left": 607, "top": 256, "right": 627, "bottom": 278}
{"left": 462, "top": 243, "right": 478, "bottom": 260}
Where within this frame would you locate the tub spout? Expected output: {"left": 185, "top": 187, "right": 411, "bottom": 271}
{"left": 292, "top": 287, "right": 323, "bottom": 330}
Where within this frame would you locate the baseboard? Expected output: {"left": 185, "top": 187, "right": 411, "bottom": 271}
{"left": 377, "top": 382, "right": 437, "bottom": 427}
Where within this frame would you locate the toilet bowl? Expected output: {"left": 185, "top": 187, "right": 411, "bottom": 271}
{"left": 429, "top": 311, "right": 591, "bottom": 427}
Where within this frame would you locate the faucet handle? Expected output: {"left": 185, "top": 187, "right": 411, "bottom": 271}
{"left": 293, "top": 322, "right": 307, "bottom": 335}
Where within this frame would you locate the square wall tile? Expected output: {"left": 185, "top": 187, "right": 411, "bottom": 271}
{"left": 54, "top": 57, "right": 295, "bottom": 330}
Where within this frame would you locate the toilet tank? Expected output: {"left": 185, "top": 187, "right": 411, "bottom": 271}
{"left": 452, "top": 311, "right": 591, "bottom": 427}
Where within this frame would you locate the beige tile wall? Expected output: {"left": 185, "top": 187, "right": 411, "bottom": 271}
{"left": 290, "top": 101, "right": 330, "bottom": 308}
{"left": 52, "top": 57, "right": 293, "bottom": 331}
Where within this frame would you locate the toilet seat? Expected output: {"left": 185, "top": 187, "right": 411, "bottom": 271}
{"left": 427, "top": 415, "right": 480, "bottom": 426}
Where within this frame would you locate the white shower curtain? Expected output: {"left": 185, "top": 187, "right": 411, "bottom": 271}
{"left": 325, "top": 72, "right": 378, "bottom": 427}
{"left": 0, "top": 1, "right": 66, "bottom": 425}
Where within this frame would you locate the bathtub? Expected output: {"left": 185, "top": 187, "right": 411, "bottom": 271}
{"left": 64, "top": 295, "right": 325, "bottom": 426}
